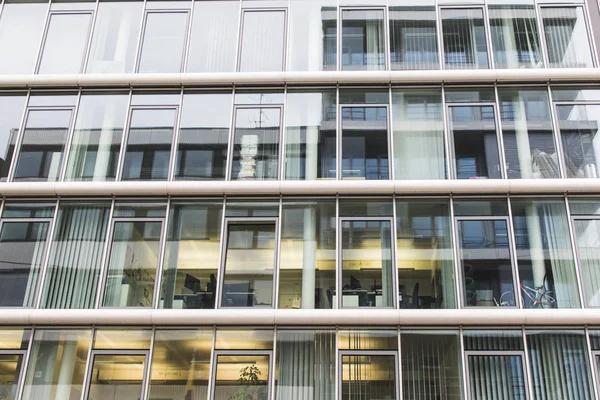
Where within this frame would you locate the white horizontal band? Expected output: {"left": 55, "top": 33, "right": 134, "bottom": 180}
{"left": 1, "top": 179, "right": 599, "bottom": 197}
{"left": 0, "top": 68, "right": 599, "bottom": 88}
{"left": 0, "top": 308, "right": 597, "bottom": 326}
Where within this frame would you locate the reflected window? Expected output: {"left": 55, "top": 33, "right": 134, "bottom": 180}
{"left": 556, "top": 104, "right": 600, "bottom": 178}
{"left": 489, "top": 5, "right": 543, "bottom": 69}
{"left": 213, "top": 354, "right": 270, "bottom": 400}
{"left": 239, "top": 10, "right": 286, "bottom": 72}
{"left": 389, "top": 7, "right": 439, "bottom": 70}
{"left": 86, "top": 1, "right": 143, "bottom": 73}
{"left": 0, "top": 94, "right": 27, "bottom": 181}
{"left": 138, "top": 11, "right": 189, "bottom": 73}
{"left": 38, "top": 12, "right": 93, "bottom": 74}
{"left": 541, "top": 7, "right": 594, "bottom": 68}
{"left": 0, "top": 329, "right": 29, "bottom": 400}
{"left": 221, "top": 221, "right": 276, "bottom": 307}
{"left": 0, "top": 202, "right": 54, "bottom": 307}
{"left": 341, "top": 9, "right": 386, "bottom": 70}
{"left": 441, "top": 8, "right": 489, "bottom": 69}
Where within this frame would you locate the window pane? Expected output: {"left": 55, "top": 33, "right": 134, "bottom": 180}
{"left": 390, "top": 7, "right": 439, "bottom": 70}
{"left": 122, "top": 108, "right": 176, "bottom": 181}
{"left": 93, "top": 329, "right": 151, "bottom": 350}
{"left": 214, "top": 354, "right": 270, "bottom": 400}
{"left": 340, "top": 220, "right": 394, "bottom": 307}
{"left": 14, "top": 109, "right": 72, "bottom": 182}
{"left": 401, "top": 330, "right": 463, "bottom": 400}
{"left": 342, "top": 106, "right": 389, "bottom": 180}
{"left": 221, "top": 223, "right": 275, "bottom": 307}
{"left": 160, "top": 201, "right": 222, "bottom": 309}
{"left": 490, "top": 5, "right": 543, "bottom": 69}
{"left": 38, "top": 13, "right": 92, "bottom": 74}
{"left": 215, "top": 329, "right": 274, "bottom": 350}
{"left": 149, "top": 330, "right": 213, "bottom": 399}
{"left": 511, "top": 199, "right": 579, "bottom": 308}
{"left": 396, "top": 199, "right": 456, "bottom": 309}
{"left": 0, "top": 354, "right": 24, "bottom": 400}
{"left": 0, "top": 220, "right": 49, "bottom": 307}
{"left": 102, "top": 220, "right": 162, "bottom": 307}
{"left": 498, "top": 88, "right": 558, "bottom": 179}
{"left": 275, "top": 330, "right": 335, "bottom": 399}
{"left": 88, "top": 355, "right": 146, "bottom": 399}
{"left": 463, "top": 330, "right": 524, "bottom": 350}
{"left": 338, "top": 329, "right": 398, "bottom": 350}
{"left": 86, "top": 1, "right": 143, "bottom": 73}
{"left": 339, "top": 199, "right": 393, "bottom": 218}
{"left": 454, "top": 199, "right": 508, "bottom": 217}
{"left": 22, "top": 329, "right": 91, "bottom": 400}
{"left": 556, "top": 104, "right": 600, "bottom": 178}
{"left": 392, "top": 88, "right": 445, "bottom": 179}
{"left": 342, "top": 9, "right": 385, "bottom": 70}
{"left": 442, "top": 8, "right": 489, "bottom": 69}
{"left": 41, "top": 201, "right": 111, "bottom": 309}
{"left": 449, "top": 105, "right": 501, "bottom": 179}
{"left": 284, "top": 90, "right": 336, "bottom": 180}
{"left": 226, "top": 200, "right": 280, "bottom": 218}
{"left": 527, "top": 330, "right": 593, "bottom": 400}
{"left": 0, "top": 94, "right": 26, "bottom": 181}
{"left": 573, "top": 218, "right": 600, "bottom": 306}
{"left": 459, "top": 219, "right": 516, "bottom": 307}
{"left": 175, "top": 92, "right": 231, "bottom": 180}
{"left": 468, "top": 355, "right": 526, "bottom": 399}
{"left": 342, "top": 355, "right": 397, "bottom": 400}
{"left": 231, "top": 108, "right": 281, "bottom": 180}
{"left": 542, "top": 7, "right": 593, "bottom": 68}
{"left": 279, "top": 200, "right": 336, "bottom": 309}
{"left": 0, "top": 329, "right": 30, "bottom": 350}
{"left": 187, "top": 1, "right": 239, "bottom": 72}
{"left": 288, "top": 0, "right": 336, "bottom": 71}
{"left": 64, "top": 93, "right": 128, "bottom": 181}
{"left": 138, "top": 12, "right": 189, "bottom": 73}
{"left": 0, "top": 2, "right": 47, "bottom": 74}
{"left": 239, "top": 10, "right": 286, "bottom": 72}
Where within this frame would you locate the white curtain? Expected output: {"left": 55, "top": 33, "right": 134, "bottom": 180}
{"left": 573, "top": 219, "right": 600, "bottom": 306}
{"left": 21, "top": 222, "right": 49, "bottom": 308}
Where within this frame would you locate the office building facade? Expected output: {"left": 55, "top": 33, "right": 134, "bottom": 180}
{"left": 0, "top": 0, "right": 600, "bottom": 398}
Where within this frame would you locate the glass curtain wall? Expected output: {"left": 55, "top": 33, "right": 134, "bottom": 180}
{"left": 396, "top": 199, "right": 456, "bottom": 309}
{"left": 541, "top": 7, "right": 594, "bottom": 68}
{"left": 441, "top": 8, "right": 489, "bottom": 69}
{"left": 389, "top": 4, "right": 439, "bottom": 70}
{"left": 341, "top": 9, "right": 386, "bottom": 70}
{"left": 0, "top": 94, "right": 26, "bottom": 181}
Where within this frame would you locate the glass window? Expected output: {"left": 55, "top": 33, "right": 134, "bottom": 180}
{"left": 239, "top": 10, "right": 286, "bottom": 72}
{"left": 93, "top": 329, "right": 152, "bottom": 350}
{"left": 86, "top": 1, "right": 143, "bottom": 73}
{"left": 392, "top": 88, "right": 445, "bottom": 180}
{"left": 441, "top": 8, "right": 489, "bottom": 69}
{"left": 511, "top": 199, "right": 580, "bottom": 308}
{"left": 341, "top": 9, "right": 385, "bottom": 71}
{"left": 553, "top": 86, "right": 600, "bottom": 102}
{"left": 284, "top": 90, "right": 336, "bottom": 180}
{"left": 0, "top": 1, "right": 47, "bottom": 74}
{"left": 0, "top": 202, "right": 54, "bottom": 307}
{"left": 498, "top": 88, "right": 559, "bottom": 179}
{"left": 148, "top": 330, "right": 213, "bottom": 399}
{"left": 341, "top": 354, "right": 397, "bottom": 400}
{"left": 21, "top": 329, "right": 91, "bottom": 400}
{"left": 175, "top": 92, "right": 231, "bottom": 180}
{"left": 215, "top": 329, "right": 274, "bottom": 350}
{"left": 279, "top": 200, "right": 336, "bottom": 309}
{"left": 448, "top": 104, "right": 501, "bottom": 179}
{"left": 389, "top": 6, "right": 439, "bottom": 70}
{"left": 527, "top": 330, "right": 593, "bottom": 400}
{"left": 13, "top": 106, "right": 74, "bottom": 182}
{"left": 338, "top": 329, "right": 398, "bottom": 350}
{"left": 0, "top": 329, "right": 30, "bottom": 400}
{"left": 541, "top": 7, "right": 594, "bottom": 68}
{"left": 41, "top": 201, "right": 111, "bottom": 309}
{"left": 401, "top": 330, "right": 463, "bottom": 400}
{"left": 221, "top": 222, "right": 276, "bottom": 307}
{"left": 187, "top": 0, "right": 239, "bottom": 72}
{"left": 231, "top": 107, "right": 281, "bottom": 181}
{"left": 64, "top": 92, "right": 128, "bottom": 181}
{"left": 38, "top": 13, "right": 93, "bottom": 74}
{"left": 569, "top": 199, "right": 600, "bottom": 306}
{"left": 138, "top": 11, "right": 189, "bottom": 73}
{"left": 556, "top": 103, "right": 600, "bottom": 178}
{"left": 121, "top": 108, "right": 176, "bottom": 181}
{"left": 288, "top": 0, "right": 336, "bottom": 71}
{"left": 226, "top": 200, "right": 280, "bottom": 218}
{"left": 160, "top": 201, "right": 222, "bottom": 309}
{"left": 275, "top": 330, "right": 335, "bottom": 399}
{"left": 397, "top": 199, "right": 456, "bottom": 309}
{"left": 101, "top": 202, "right": 166, "bottom": 307}
{"left": 0, "top": 94, "right": 26, "bottom": 181}
{"left": 489, "top": 5, "right": 543, "bottom": 69}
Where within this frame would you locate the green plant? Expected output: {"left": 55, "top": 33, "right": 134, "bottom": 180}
{"left": 227, "top": 365, "right": 266, "bottom": 400}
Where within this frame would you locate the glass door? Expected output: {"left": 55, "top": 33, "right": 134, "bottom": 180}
{"left": 0, "top": 351, "right": 25, "bottom": 400}
{"left": 340, "top": 351, "right": 398, "bottom": 400}
{"left": 86, "top": 352, "right": 148, "bottom": 400}
{"left": 466, "top": 352, "right": 528, "bottom": 399}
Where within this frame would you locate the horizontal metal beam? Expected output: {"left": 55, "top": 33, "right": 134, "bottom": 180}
{"left": 1, "top": 69, "right": 600, "bottom": 88}
{"left": 1, "top": 308, "right": 599, "bottom": 326}
{"left": 1, "top": 179, "right": 600, "bottom": 197}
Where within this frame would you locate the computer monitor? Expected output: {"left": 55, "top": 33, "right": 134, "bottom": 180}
{"left": 350, "top": 275, "right": 361, "bottom": 290}
{"left": 184, "top": 274, "right": 201, "bottom": 292}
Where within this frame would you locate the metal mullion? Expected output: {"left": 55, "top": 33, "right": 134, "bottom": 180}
{"left": 587, "top": 328, "right": 600, "bottom": 400}
{"left": 14, "top": 326, "right": 35, "bottom": 400}
{"left": 580, "top": 1, "right": 599, "bottom": 67}
{"left": 392, "top": 194, "right": 399, "bottom": 309}
{"left": 337, "top": 7, "right": 342, "bottom": 71}
{"left": 441, "top": 85, "right": 453, "bottom": 180}
{"left": 564, "top": 195, "right": 587, "bottom": 308}
{"left": 460, "top": 327, "right": 469, "bottom": 400}
{"left": 397, "top": 329, "right": 403, "bottom": 400}
{"left": 33, "top": 2, "right": 57, "bottom": 74}
{"left": 79, "top": 326, "right": 97, "bottom": 400}
{"left": 507, "top": 196, "right": 525, "bottom": 309}
{"left": 335, "top": 195, "right": 339, "bottom": 309}
{"left": 115, "top": 96, "right": 136, "bottom": 181}
{"left": 234, "top": 4, "right": 244, "bottom": 73}
{"left": 547, "top": 85, "right": 568, "bottom": 178}
{"left": 207, "top": 327, "right": 217, "bottom": 400}
{"left": 494, "top": 84, "right": 509, "bottom": 179}
{"left": 384, "top": 6, "right": 391, "bottom": 71}
{"left": 32, "top": 198, "right": 60, "bottom": 310}
{"left": 533, "top": 0, "right": 549, "bottom": 68}
{"left": 464, "top": 349, "right": 527, "bottom": 356}
{"left": 134, "top": 9, "right": 151, "bottom": 73}
{"left": 335, "top": 86, "right": 340, "bottom": 179}
{"left": 436, "top": 0, "right": 445, "bottom": 69}
{"left": 553, "top": 100, "right": 600, "bottom": 106}
{"left": 282, "top": 8, "right": 289, "bottom": 72}
{"left": 4, "top": 89, "right": 29, "bottom": 182}
{"left": 167, "top": 90, "right": 185, "bottom": 181}
{"left": 455, "top": 215, "right": 510, "bottom": 221}
{"left": 269, "top": 327, "right": 276, "bottom": 400}
{"left": 521, "top": 326, "right": 535, "bottom": 400}
{"left": 58, "top": 90, "right": 83, "bottom": 182}
{"left": 151, "top": 200, "right": 170, "bottom": 309}
{"left": 388, "top": 86, "right": 395, "bottom": 180}
{"left": 140, "top": 327, "right": 155, "bottom": 400}
{"left": 181, "top": 0, "right": 195, "bottom": 72}
{"left": 450, "top": 196, "right": 464, "bottom": 308}
{"left": 279, "top": 86, "right": 287, "bottom": 181}
{"left": 482, "top": 4, "right": 494, "bottom": 69}
{"left": 94, "top": 198, "right": 116, "bottom": 309}
{"left": 81, "top": 0, "right": 100, "bottom": 73}
{"left": 214, "top": 200, "right": 227, "bottom": 310}
{"left": 273, "top": 198, "right": 283, "bottom": 308}
{"left": 226, "top": 95, "right": 237, "bottom": 181}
